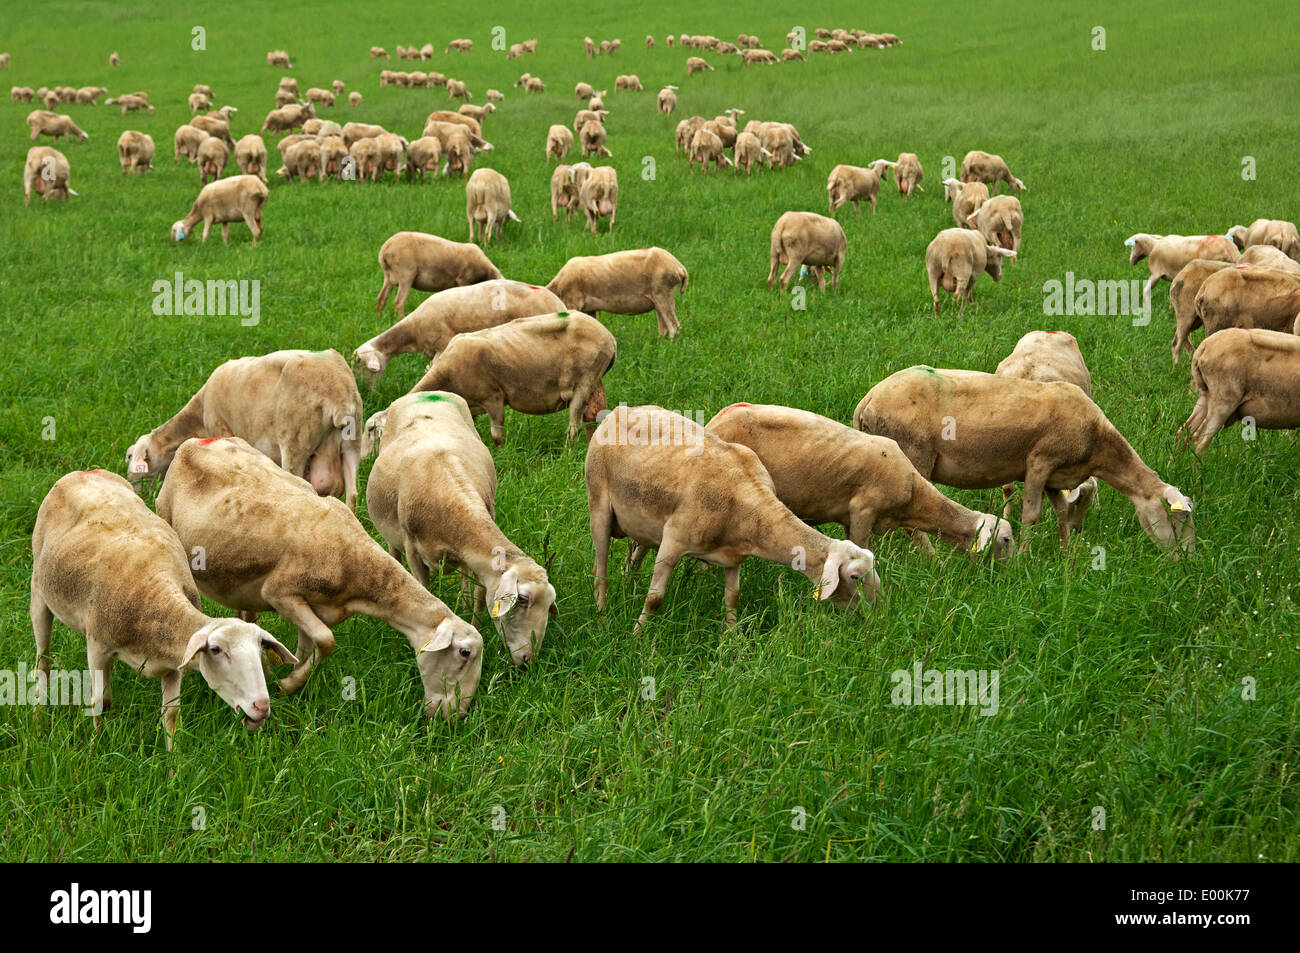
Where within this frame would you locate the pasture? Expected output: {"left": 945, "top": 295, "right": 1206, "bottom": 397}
{"left": 0, "top": 0, "right": 1297, "bottom": 861}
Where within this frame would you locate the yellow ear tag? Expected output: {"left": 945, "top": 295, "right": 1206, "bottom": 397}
{"left": 970, "top": 537, "right": 980, "bottom": 552}
{"left": 812, "top": 584, "right": 821, "bottom": 600}
{"left": 266, "top": 649, "right": 282, "bottom": 665}
{"left": 1170, "top": 500, "right": 1185, "bottom": 513}
{"left": 490, "top": 599, "right": 502, "bottom": 619}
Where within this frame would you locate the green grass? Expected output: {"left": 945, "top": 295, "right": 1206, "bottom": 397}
{"left": 1, "top": 0, "right": 1297, "bottom": 861}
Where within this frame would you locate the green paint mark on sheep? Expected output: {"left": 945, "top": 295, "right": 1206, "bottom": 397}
{"left": 417, "top": 393, "right": 449, "bottom": 403}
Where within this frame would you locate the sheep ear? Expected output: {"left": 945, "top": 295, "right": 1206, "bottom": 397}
{"left": 261, "top": 633, "right": 299, "bottom": 666}
{"left": 816, "top": 550, "right": 844, "bottom": 601}
{"left": 420, "top": 618, "right": 455, "bottom": 654}
{"left": 491, "top": 568, "right": 520, "bottom": 620}
{"left": 180, "top": 624, "right": 217, "bottom": 669}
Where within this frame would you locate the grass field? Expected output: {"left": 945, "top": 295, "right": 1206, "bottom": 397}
{"left": 1, "top": 0, "right": 1297, "bottom": 862}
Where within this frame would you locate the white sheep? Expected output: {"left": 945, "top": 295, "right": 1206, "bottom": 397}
{"left": 1182, "top": 328, "right": 1300, "bottom": 452}
{"left": 768, "top": 211, "right": 846, "bottom": 292}
{"left": 465, "top": 168, "right": 520, "bottom": 244}
{"left": 23, "top": 146, "right": 76, "bottom": 205}
{"left": 375, "top": 231, "right": 503, "bottom": 316}
{"left": 170, "top": 174, "right": 267, "bottom": 245}
{"left": 546, "top": 247, "right": 688, "bottom": 338}
{"left": 924, "top": 228, "right": 1015, "bottom": 313}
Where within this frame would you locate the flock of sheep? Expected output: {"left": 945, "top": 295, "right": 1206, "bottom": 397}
{"left": 10, "top": 26, "right": 1300, "bottom": 749}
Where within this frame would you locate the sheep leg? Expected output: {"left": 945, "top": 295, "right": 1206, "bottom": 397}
{"left": 30, "top": 595, "right": 53, "bottom": 704}
{"left": 1017, "top": 460, "right": 1054, "bottom": 553}
{"left": 1192, "top": 398, "right": 1240, "bottom": 454}
{"left": 626, "top": 542, "right": 650, "bottom": 574}
{"left": 341, "top": 443, "right": 360, "bottom": 511}
{"left": 393, "top": 282, "right": 412, "bottom": 318}
{"left": 1046, "top": 489, "right": 1072, "bottom": 545}
{"left": 86, "top": 640, "right": 114, "bottom": 720}
{"left": 722, "top": 565, "right": 740, "bottom": 626}
{"left": 159, "top": 669, "right": 183, "bottom": 750}
{"left": 608, "top": 202, "right": 616, "bottom": 231}
{"left": 831, "top": 259, "right": 841, "bottom": 291}
{"left": 272, "top": 599, "right": 337, "bottom": 695}
{"left": 200, "top": 218, "right": 212, "bottom": 243}
{"left": 1180, "top": 394, "right": 1209, "bottom": 448}
{"left": 566, "top": 392, "right": 586, "bottom": 445}
{"left": 404, "top": 540, "right": 430, "bottom": 587}
{"left": 589, "top": 495, "right": 613, "bottom": 611}
{"left": 847, "top": 510, "right": 877, "bottom": 551}
{"left": 634, "top": 539, "right": 684, "bottom": 634}
{"left": 221, "top": 223, "right": 231, "bottom": 244}
{"left": 929, "top": 268, "right": 941, "bottom": 315}
{"left": 485, "top": 394, "right": 506, "bottom": 445}
{"left": 376, "top": 278, "right": 394, "bottom": 315}
{"left": 1000, "top": 484, "right": 1016, "bottom": 520}
{"left": 767, "top": 252, "right": 782, "bottom": 290}
{"left": 780, "top": 256, "right": 802, "bottom": 293}
{"left": 955, "top": 276, "right": 972, "bottom": 311}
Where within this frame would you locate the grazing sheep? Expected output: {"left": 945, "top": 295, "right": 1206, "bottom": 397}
{"left": 426, "top": 110, "right": 484, "bottom": 138}
{"left": 827, "top": 161, "right": 891, "bottom": 215}
{"left": 1239, "top": 243, "right": 1300, "bottom": 274}
{"left": 994, "top": 331, "right": 1099, "bottom": 544}
{"left": 1183, "top": 328, "right": 1300, "bottom": 452}
{"left": 74, "top": 86, "right": 107, "bottom": 105}
{"left": 348, "top": 137, "right": 381, "bottom": 182}
{"left": 706, "top": 403, "right": 1014, "bottom": 559}
{"left": 273, "top": 88, "right": 297, "bottom": 106}
{"left": 580, "top": 119, "right": 611, "bottom": 158}
{"left": 173, "top": 124, "right": 210, "bottom": 164}
{"left": 523, "top": 76, "right": 545, "bottom": 93}
{"left": 332, "top": 80, "right": 345, "bottom": 95}
{"left": 366, "top": 392, "right": 557, "bottom": 665}
{"left": 353, "top": 280, "right": 565, "bottom": 385}
{"left": 275, "top": 132, "right": 317, "bottom": 158}
{"left": 447, "top": 78, "right": 471, "bottom": 101}
{"left": 374, "top": 132, "right": 407, "bottom": 177}
{"left": 688, "top": 127, "right": 731, "bottom": 172}
{"left": 11, "top": 86, "right": 35, "bottom": 103}
{"left": 458, "top": 103, "right": 494, "bottom": 122}
{"left": 105, "top": 93, "right": 153, "bottom": 114}
{"left": 189, "top": 114, "right": 234, "bottom": 148}
{"left": 342, "top": 120, "right": 388, "bottom": 147}
{"left": 667, "top": 35, "right": 674, "bottom": 47}
{"left": 26, "top": 110, "right": 87, "bottom": 142}
{"left": 968, "top": 194, "right": 1023, "bottom": 255}
{"left": 31, "top": 470, "right": 294, "bottom": 747}
{"left": 306, "top": 88, "right": 335, "bottom": 107}
{"left": 411, "top": 312, "right": 616, "bottom": 446}
{"left": 197, "top": 136, "right": 230, "bottom": 184}
{"left": 687, "top": 56, "right": 713, "bottom": 75}
{"left": 577, "top": 164, "right": 618, "bottom": 233}
{"left": 615, "top": 74, "right": 643, "bottom": 92}
{"left": 465, "top": 168, "right": 519, "bottom": 244}
{"left": 574, "top": 108, "right": 608, "bottom": 134}
{"left": 960, "top": 150, "right": 1025, "bottom": 191}
{"left": 894, "top": 152, "right": 922, "bottom": 197}
{"left": 403, "top": 136, "right": 442, "bottom": 181}
{"left": 768, "top": 211, "right": 846, "bottom": 292}
{"left": 587, "top": 405, "right": 881, "bottom": 631}
{"left": 657, "top": 85, "right": 678, "bottom": 115}
{"left": 375, "top": 231, "right": 503, "bottom": 317}
{"left": 1125, "top": 233, "right": 1241, "bottom": 307}
{"left": 486, "top": 89, "right": 503, "bottom": 102}
{"left": 318, "top": 135, "right": 348, "bottom": 179}
{"left": 371, "top": 46, "right": 389, "bottom": 59}
{"left": 782, "top": 48, "right": 806, "bottom": 61}
{"left": 208, "top": 105, "right": 238, "bottom": 122}
{"left": 733, "top": 132, "right": 771, "bottom": 175}
{"left": 280, "top": 138, "right": 322, "bottom": 182}
{"left": 156, "top": 436, "right": 482, "bottom": 715}
{"left": 547, "top": 247, "right": 688, "bottom": 338}
{"left": 170, "top": 174, "right": 267, "bottom": 245}
{"left": 550, "top": 161, "right": 589, "bottom": 221}
{"left": 925, "top": 228, "right": 1015, "bottom": 313}
{"left": 507, "top": 42, "right": 525, "bottom": 59}
{"left": 758, "top": 123, "right": 799, "bottom": 167}
{"left": 125, "top": 348, "right": 362, "bottom": 509}
{"left": 301, "top": 118, "right": 336, "bottom": 136}
{"left": 1226, "top": 218, "right": 1299, "bottom": 260}
{"left": 585, "top": 37, "right": 596, "bottom": 57}
{"left": 116, "top": 130, "right": 154, "bottom": 174}
{"left": 944, "top": 178, "right": 988, "bottom": 228}
{"left": 575, "top": 81, "right": 595, "bottom": 100}
{"left": 1168, "top": 259, "right": 1233, "bottom": 364}
{"left": 188, "top": 91, "right": 211, "bottom": 113}
{"left": 647, "top": 35, "right": 654, "bottom": 47}
{"left": 854, "top": 367, "right": 1194, "bottom": 555}
{"left": 349, "top": 91, "right": 362, "bottom": 106}
{"left": 260, "top": 102, "right": 313, "bottom": 136}
{"left": 546, "top": 123, "right": 574, "bottom": 162}
{"left": 446, "top": 38, "right": 472, "bottom": 53}
{"left": 109, "top": 52, "right": 118, "bottom": 66}
{"left": 1194, "top": 265, "right": 1300, "bottom": 340}
{"left": 22, "top": 146, "right": 76, "bottom": 205}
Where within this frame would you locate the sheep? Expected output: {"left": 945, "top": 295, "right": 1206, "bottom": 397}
{"left": 827, "top": 161, "right": 891, "bottom": 215}
{"left": 267, "top": 50, "right": 292, "bottom": 68}
{"left": 26, "top": 110, "right": 87, "bottom": 142}
{"left": 349, "top": 91, "right": 362, "bottom": 106}
{"left": 260, "top": 102, "right": 313, "bottom": 136}
{"left": 514, "top": 72, "right": 532, "bottom": 89}
{"left": 600, "top": 41, "right": 612, "bottom": 55}
{"left": 688, "top": 127, "right": 731, "bottom": 172}
{"left": 577, "top": 164, "right": 618, "bottom": 233}
{"left": 173, "top": 124, "right": 210, "bottom": 164}
{"left": 348, "top": 137, "right": 381, "bottom": 182}
{"left": 1125, "top": 233, "right": 1241, "bottom": 308}
{"left": 657, "top": 85, "right": 678, "bottom": 115}
{"left": 0, "top": 53, "right": 9, "bottom": 68}
{"left": 507, "top": 42, "right": 525, "bottom": 59}
{"left": 41, "top": 90, "right": 58, "bottom": 109}
{"left": 366, "top": 393, "right": 557, "bottom": 665}
{"left": 1168, "top": 259, "right": 1233, "bottom": 363}
{"left": 116, "top": 130, "right": 154, "bottom": 174}
{"left": 894, "top": 152, "right": 922, "bottom": 197}
{"left": 944, "top": 178, "right": 988, "bottom": 228}
{"left": 706, "top": 403, "right": 1015, "bottom": 559}
{"left": 125, "top": 348, "right": 362, "bottom": 510}
{"left": 733, "top": 132, "right": 770, "bottom": 176}
{"left": 925, "top": 228, "right": 1016, "bottom": 313}
{"left": 318, "top": 135, "right": 348, "bottom": 179}
{"left": 758, "top": 123, "right": 799, "bottom": 168}
{"left": 11, "top": 86, "right": 35, "bottom": 102}
{"left": 438, "top": 126, "right": 477, "bottom": 177}
{"left": 550, "top": 162, "right": 588, "bottom": 221}
{"left": 1239, "top": 243, "right": 1300, "bottom": 274}
{"left": 768, "top": 211, "right": 846, "bottom": 292}
{"left": 105, "top": 93, "right": 153, "bottom": 114}
{"left": 188, "top": 91, "right": 211, "bottom": 113}
{"left": 394, "top": 45, "right": 406, "bottom": 60}
{"left": 667, "top": 35, "right": 674, "bottom": 47}
{"left": 301, "top": 117, "right": 338, "bottom": 136}
{"left": 332, "top": 80, "right": 345, "bottom": 95}
{"left": 408, "top": 71, "right": 428, "bottom": 88}
{"left": 647, "top": 35, "right": 655, "bottom": 47}
{"left": 547, "top": 247, "right": 688, "bottom": 338}
{"left": 75, "top": 86, "right": 107, "bottom": 105}
{"left": 109, "top": 51, "right": 118, "bottom": 66}
{"left": 546, "top": 123, "right": 574, "bottom": 162}
{"left": 420, "top": 41, "right": 436, "bottom": 59}
{"left": 31, "top": 470, "right": 295, "bottom": 746}
{"left": 575, "top": 108, "right": 609, "bottom": 134}
{"left": 170, "top": 174, "right": 267, "bottom": 245}
{"left": 374, "top": 132, "right": 407, "bottom": 177}
{"left": 523, "top": 76, "right": 545, "bottom": 93}
{"left": 342, "top": 121, "right": 388, "bottom": 147}
{"left": 447, "top": 78, "right": 471, "bottom": 101}
{"left": 459, "top": 103, "right": 494, "bottom": 122}
{"left": 854, "top": 367, "right": 1195, "bottom": 555}
{"left": 1226, "top": 218, "right": 1299, "bottom": 260}
{"left": 960, "top": 150, "right": 1025, "bottom": 191}
{"left": 353, "top": 280, "right": 566, "bottom": 385}
{"left": 968, "top": 194, "right": 1023, "bottom": 255}
{"left": 586, "top": 405, "right": 881, "bottom": 631}
{"left": 403, "top": 136, "right": 442, "bottom": 181}
{"left": 275, "top": 132, "right": 317, "bottom": 158}
{"left": 280, "top": 138, "right": 322, "bottom": 182}
{"left": 580, "top": 119, "right": 612, "bottom": 158}
{"left": 411, "top": 312, "right": 616, "bottom": 446}
{"left": 426, "top": 110, "right": 484, "bottom": 138}
{"left": 208, "top": 105, "right": 238, "bottom": 122}
{"left": 197, "top": 136, "right": 230, "bottom": 184}
{"left": 446, "top": 38, "right": 472, "bottom": 53}
{"left": 155, "top": 436, "right": 482, "bottom": 715}
{"left": 306, "top": 87, "right": 335, "bottom": 107}
{"left": 486, "top": 89, "right": 504, "bottom": 102}
{"left": 371, "top": 46, "right": 389, "bottom": 59}
{"left": 1182, "top": 328, "right": 1300, "bottom": 452}
{"left": 193, "top": 83, "right": 214, "bottom": 98}
{"left": 615, "top": 74, "right": 643, "bottom": 92}
{"left": 687, "top": 56, "right": 713, "bottom": 75}
{"left": 23, "top": 146, "right": 76, "bottom": 205}
{"left": 585, "top": 36, "right": 596, "bottom": 57}
{"left": 782, "top": 48, "right": 806, "bottom": 61}
{"left": 522, "top": 38, "right": 538, "bottom": 54}
{"left": 1194, "top": 265, "right": 1300, "bottom": 340}
{"left": 465, "top": 168, "right": 520, "bottom": 244}
{"left": 741, "top": 49, "right": 778, "bottom": 65}
{"left": 375, "top": 231, "right": 503, "bottom": 317}
{"left": 612, "top": 39, "right": 621, "bottom": 53}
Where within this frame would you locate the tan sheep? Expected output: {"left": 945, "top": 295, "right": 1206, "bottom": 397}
{"left": 1125, "top": 233, "right": 1241, "bottom": 308}
{"left": 524, "top": 76, "right": 545, "bottom": 93}
{"left": 688, "top": 127, "right": 731, "bottom": 172}
{"left": 155, "top": 436, "right": 482, "bottom": 715}
{"left": 374, "top": 132, "right": 407, "bottom": 177}
{"left": 486, "top": 89, "right": 504, "bottom": 102}
{"left": 31, "top": 470, "right": 294, "bottom": 746}
{"left": 75, "top": 86, "right": 107, "bottom": 105}
{"left": 1168, "top": 259, "right": 1233, "bottom": 364}
{"left": 318, "top": 135, "right": 348, "bottom": 179}
{"left": 109, "top": 52, "right": 118, "bottom": 66}
{"left": 615, "top": 74, "right": 643, "bottom": 92}
{"left": 105, "top": 93, "right": 153, "bottom": 115}
{"left": 279, "top": 138, "right": 322, "bottom": 182}
{"left": 170, "top": 174, "right": 267, "bottom": 245}
{"left": 332, "top": 80, "right": 345, "bottom": 95}
{"left": 349, "top": 91, "right": 362, "bottom": 106}
{"left": 193, "top": 83, "right": 214, "bottom": 98}
{"left": 375, "top": 231, "right": 503, "bottom": 317}
{"left": 1182, "top": 328, "right": 1300, "bottom": 452}
{"left": 353, "top": 280, "right": 566, "bottom": 384}
{"left": 782, "top": 48, "right": 806, "bottom": 61}
{"left": 1239, "top": 243, "right": 1300, "bottom": 274}
{"left": 342, "top": 120, "right": 388, "bottom": 147}
{"left": 447, "top": 78, "right": 471, "bottom": 101}
{"left": 894, "top": 152, "right": 922, "bottom": 197}
{"left": 11, "top": 86, "right": 35, "bottom": 103}
{"left": 686, "top": 56, "right": 713, "bottom": 75}
{"left": 580, "top": 119, "right": 612, "bottom": 158}
{"left": 23, "top": 146, "right": 76, "bottom": 205}
{"left": 960, "top": 150, "right": 1025, "bottom": 191}
{"left": 446, "top": 38, "right": 473, "bottom": 53}
{"left": 1226, "top": 218, "right": 1299, "bottom": 260}
{"left": 366, "top": 392, "right": 557, "bottom": 666}
{"left": 306, "top": 87, "right": 335, "bottom": 107}
{"left": 827, "top": 161, "right": 891, "bottom": 215}
{"left": 575, "top": 81, "right": 595, "bottom": 100}
{"left": 546, "top": 123, "right": 574, "bottom": 162}
{"left": 587, "top": 405, "right": 881, "bottom": 631}
{"left": 116, "top": 130, "right": 154, "bottom": 174}
{"left": 26, "top": 110, "right": 87, "bottom": 142}
{"left": 190, "top": 113, "right": 234, "bottom": 147}
{"left": 231, "top": 133, "right": 268, "bottom": 182}
{"left": 925, "top": 228, "right": 1015, "bottom": 313}
{"left": 173, "top": 124, "right": 210, "bottom": 164}
{"left": 348, "top": 137, "right": 381, "bottom": 182}
{"left": 550, "top": 161, "right": 588, "bottom": 221}
{"left": 1194, "top": 265, "right": 1300, "bottom": 340}
{"left": 260, "top": 102, "right": 313, "bottom": 136}
{"left": 657, "top": 85, "right": 678, "bottom": 115}
{"left": 465, "top": 168, "right": 520, "bottom": 244}
{"left": 944, "top": 177, "right": 988, "bottom": 228}
{"left": 266, "top": 50, "right": 292, "bottom": 68}
{"left": 370, "top": 46, "right": 389, "bottom": 59}
{"left": 546, "top": 247, "right": 688, "bottom": 338}
{"left": 403, "top": 136, "right": 442, "bottom": 181}
{"left": 575, "top": 108, "right": 608, "bottom": 133}
{"left": 768, "top": 211, "right": 846, "bottom": 292}
{"left": 577, "top": 164, "right": 618, "bottom": 233}
{"left": 458, "top": 103, "right": 494, "bottom": 122}
{"left": 196, "top": 136, "right": 230, "bottom": 184}
{"left": 854, "top": 367, "right": 1195, "bottom": 555}
{"left": 410, "top": 312, "right": 616, "bottom": 446}
{"left": 188, "top": 91, "right": 211, "bottom": 113}
{"left": 706, "top": 403, "right": 1014, "bottom": 559}
{"left": 968, "top": 194, "right": 1023, "bottom": 255}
